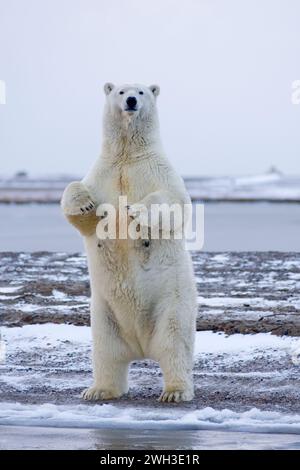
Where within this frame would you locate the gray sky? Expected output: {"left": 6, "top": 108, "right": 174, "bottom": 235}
{"left": 0, "top": 0, "right": 299, "bottom": 177}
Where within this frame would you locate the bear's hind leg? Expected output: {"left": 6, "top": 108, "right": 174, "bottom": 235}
{"left": 82, "top": 360, "right": 129, "bottom": 401}
{"left": 158, "top": 353, "right": 194, "bottom": 403}
{"left": 82, "top": 298, "right": 132, "bottom": 401}
{"left": 151, "top": 301, "right": 196, "bottom": 403}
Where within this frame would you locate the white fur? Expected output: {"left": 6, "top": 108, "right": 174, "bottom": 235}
{"left": 61, "top": 83, "right": 197, "bottom": 403}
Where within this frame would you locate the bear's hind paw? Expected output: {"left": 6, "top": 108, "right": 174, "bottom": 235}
{"left": 158, "top": 389, "right": 194, "bottom": 403}
{"left": 81, "top": 386, "right": 121, "bottom": 401}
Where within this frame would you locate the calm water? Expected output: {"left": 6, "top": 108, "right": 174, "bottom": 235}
{"left": 0, "top": 202, "right": 299, "bottom": 252}
{"left": 1, "top": 426, "right": 300, "bottom": 450}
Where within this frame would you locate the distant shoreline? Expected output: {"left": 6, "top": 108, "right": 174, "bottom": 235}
{"left": 1, "top": 171, "right": 300, "bottom": 203}
{"left": 0, "top": 197, "right": 300, "bottom": 204}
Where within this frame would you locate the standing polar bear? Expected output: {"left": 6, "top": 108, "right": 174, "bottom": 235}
{"left": 61, "top": 83, "right": 197, "bottom": 402}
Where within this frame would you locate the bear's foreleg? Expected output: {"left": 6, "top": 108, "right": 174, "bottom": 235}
{"left": 61, "top": 181, "right": 99, "bottom": 236}
{"left": 127, "top": 189, "right": 191, "bottom": 235}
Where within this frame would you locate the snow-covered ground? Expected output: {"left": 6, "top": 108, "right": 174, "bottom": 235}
{"left": 0, "top": 324, "right": 300, "bottom": 410}
{"left": 1, "top": 323, "right": 300, "bottom": 440}
{"left": 2, "top": 323, "right": 299, "bottom": 360}
{"left": 1, "top": 251, "right": 300, "bottom": 448}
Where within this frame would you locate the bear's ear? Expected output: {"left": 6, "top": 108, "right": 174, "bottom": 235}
{"left": 149, "top": 84, "right": 160, "bottom": 97}
{"left": 104, "top": 82, "right": 115, "bottom": 95}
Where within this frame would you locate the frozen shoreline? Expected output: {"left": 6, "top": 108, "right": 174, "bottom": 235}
{"left": 1, "top": 323, "right": 300, "bottom": 414}
{"left": 1, "top": 323, "right": 300, "bottom": 449}
{"left": 1, "top": 250, "right": 300, "bottom": 449}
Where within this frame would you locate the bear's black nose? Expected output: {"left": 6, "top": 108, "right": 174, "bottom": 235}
{"left": 126, "top": 96, "right": 137, "bottom": 110}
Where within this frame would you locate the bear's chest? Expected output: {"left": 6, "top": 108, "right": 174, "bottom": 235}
{"left": 98, "top": 161, "right": 158, "bottom": 206}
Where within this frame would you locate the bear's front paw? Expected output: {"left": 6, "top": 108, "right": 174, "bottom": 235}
{"left": 81, "top": 386, "right": 122, "bottom": 401}
{"left": 61, "top": 182, "right": 96, "bottom": 216}
{"left": 158, "top": 389, "right": 194, "bottom": 403}
{"left": 68, "top": 195, "right": 95, "bottom": 216}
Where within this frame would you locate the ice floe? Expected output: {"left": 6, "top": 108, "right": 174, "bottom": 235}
{"left": 1, "top": 402, "right": 300, "bottom": 434}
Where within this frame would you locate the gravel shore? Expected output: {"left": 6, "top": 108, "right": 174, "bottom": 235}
{"left": 0, "top": 251, "right": 300, "bottom": 414}
{"left": 1, "top": 251, "right": 299, "bottom": 335}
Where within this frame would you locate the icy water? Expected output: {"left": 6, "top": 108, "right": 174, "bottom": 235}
{"left": 0, "top": 202, "right": 299, "bottom": 252}
{"left": 1, "top": 426, "right": 300, "bottom": 450}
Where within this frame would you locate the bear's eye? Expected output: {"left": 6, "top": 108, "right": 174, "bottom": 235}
{"left": 139, "top": 91, "right": 144, "bottom": 95}
{"left": 119, "top": 91, "right": 124, "bottom": 95}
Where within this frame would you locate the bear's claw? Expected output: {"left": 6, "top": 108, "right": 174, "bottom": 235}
{"left": 81, "top": 386, "right": 120, "bottom": 401}
{"left": 79, "top": 200, "right": 95, "bottom": 214}
{"left": 158, "top": 390, "right": 193, "bottom": 403}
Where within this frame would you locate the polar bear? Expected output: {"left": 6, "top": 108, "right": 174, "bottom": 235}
{"left": 61, "top": 83, "right": 197, "bottom": 402}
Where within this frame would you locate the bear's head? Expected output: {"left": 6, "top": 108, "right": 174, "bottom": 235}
{"left": 102, "top": 83, "right": 161, "bottom": 150}
{"left": 103, "top": 82, "right": 160, "bottom": 120}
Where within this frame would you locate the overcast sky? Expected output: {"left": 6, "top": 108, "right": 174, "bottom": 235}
{"left": 0, "top": 0, "right": 299, "bottom": 177}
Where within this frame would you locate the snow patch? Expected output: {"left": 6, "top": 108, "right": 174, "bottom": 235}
{"left": 1, "top": 323, "right": 91, "bottom": 353}
{"left": 52, "top": 289, "right": 69, "bottom": 301}
{"left": 1, "top": 324, "right": 299, "bottom": 363}
{"left": 211, "top": 254, "right": 229, "bottom": 264}
{"left": 194, "top": 331, "right": 300, "bottom": 361}
{"left": 197, "top": 295, "right": 300, "bottom": 309}
{"left": 0, "top": 286, "right": 22, "bottom": 294}
{"left": 0, "top": 295, "right": 19, "bottom": 301}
